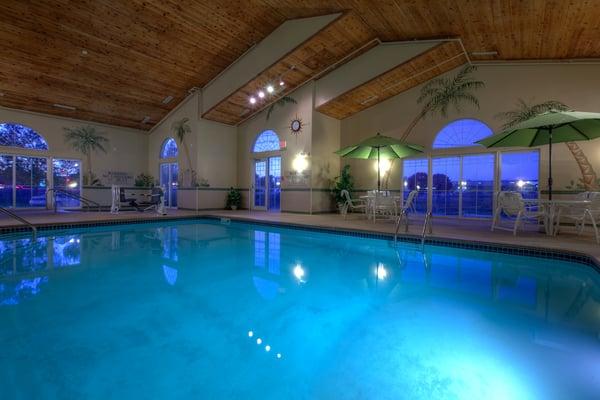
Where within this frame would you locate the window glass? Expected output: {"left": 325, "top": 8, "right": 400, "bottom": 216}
{"left": 501, "top": 151, "right": 539, "bottom": 199}
{"left": 53, "top": 159, "right": 81, "bottom": 208}
{"left": 15, "top": 156, "right": 47, "bottom": 207}
{"left": 160, "top": 138, "right": 178, "bottom": 159}
{"left": 462, "top": 154, "right": 495, "bottom": 217}
{"left": 0, "top": 155, "right": 13, "bottom": 207}
{"left": 432, "top": 157, "right": 460, "bottom": 216}
{"left": 253, "top": 130, "right": 280, "bottom": 153}
{"left": 402, "top": 158, "right": 428, "bottom": 213}
{"left": 0, "top": 123, "right": 48, "bottom": 150}
{"left": 433, "top": 119, "right": 492, "bottom": 149}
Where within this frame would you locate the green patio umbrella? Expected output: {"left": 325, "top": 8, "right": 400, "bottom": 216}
{"left": 335, "top": 132, "right": 424, "bottom": 192}
{"left": 477, "top": 110, "right": 600, "bottom": 200}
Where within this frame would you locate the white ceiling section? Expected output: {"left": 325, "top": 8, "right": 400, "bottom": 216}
{"left": 314, "top": 41, "right": 442, "bottom": 107}
{"left": 201, "top": 13, "right": 341, "bottom": 113}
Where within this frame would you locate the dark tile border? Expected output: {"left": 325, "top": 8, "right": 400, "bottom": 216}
{"left": 1, "top": 214, "right": 598, "bottom": 271}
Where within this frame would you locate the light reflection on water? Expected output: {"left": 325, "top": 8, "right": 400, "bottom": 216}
{"left": 0, "top": 220, "right": 599, "bottom": 399}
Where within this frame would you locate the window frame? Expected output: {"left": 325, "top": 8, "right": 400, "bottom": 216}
{"left": 431, "top": 118, "right": 493, "bottom": 151}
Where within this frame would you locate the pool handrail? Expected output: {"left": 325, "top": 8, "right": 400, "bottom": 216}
{"left": 0, "top": 206, "right": 37, "bottom": 239}
{"left": 47, "top": 188, "right": 102, "bottom": 213}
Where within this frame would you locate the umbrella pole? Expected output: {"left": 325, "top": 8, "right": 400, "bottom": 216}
{"left": 548, "top": 127, "right": 553, "bottom": 201}
{"left": 377, "top": 147, "right": 381, "bottom": 192}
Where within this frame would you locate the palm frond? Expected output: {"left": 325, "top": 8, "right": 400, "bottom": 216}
{"left": 416, "top": 64, "right": 484, "bottom": 118}
{"left": 63, "top": 125, "right": 109, "bottom": 155}
{"left": 496, "top": 99, "right": 570, "bottom": 130}
{"left": 266, "top": 96, "right": 297, "bottom": 120}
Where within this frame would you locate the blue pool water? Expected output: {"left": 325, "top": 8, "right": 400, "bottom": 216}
{"left": 1, "top": 219, "right": 600, "bottom": 399}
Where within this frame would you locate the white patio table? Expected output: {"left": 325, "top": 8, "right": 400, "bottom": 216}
{"left": 528, "top": 199, "right": 591, "bottom": 235}
{"left": 360, "top": 194, "right": 402, "bottom": 221}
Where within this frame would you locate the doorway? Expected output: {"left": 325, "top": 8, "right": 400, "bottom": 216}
{"left": 253, "top": 156, "right": 281, "bottom": 211}
{"left": 160, "top": 162, "right": 178, "bottom": 208}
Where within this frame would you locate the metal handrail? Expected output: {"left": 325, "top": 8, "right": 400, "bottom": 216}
{"left": 47, "top": 188, "right": 101, "bottom": 212}
{"left": 421, "top": 211, "right": 433, "bottom": 247}
{"left": 0, "top": 206, "right": 37, "bottom": 239}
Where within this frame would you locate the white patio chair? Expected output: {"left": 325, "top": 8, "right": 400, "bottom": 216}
{"left": 396, "top": 190, "right": 418, "bottom": 232}
{"left": 340, "top": 189, "right": 367, "bottom": 219}
{"left": 553, "top": 191, "right": 590, "bottom": 236}
{"left": 577, "top": 192, "right": 600, "bottom": 243}
{"left": 491, "top": 191, "right": 545, "bottom": 236}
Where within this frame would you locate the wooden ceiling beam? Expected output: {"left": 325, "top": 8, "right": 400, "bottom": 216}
{"left": 316, "top": 41, "right": 468, "bottom": 120}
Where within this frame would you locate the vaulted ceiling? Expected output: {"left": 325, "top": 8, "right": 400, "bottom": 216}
{"left": 2, "top": 0, "right": 600, "bottom": 130}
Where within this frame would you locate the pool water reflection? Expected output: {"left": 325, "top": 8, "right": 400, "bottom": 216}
{"left": 0, "top": 220, "right": 599, "bottom": 399}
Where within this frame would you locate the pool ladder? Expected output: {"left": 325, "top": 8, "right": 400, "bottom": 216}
{"left": 0, "top": 206, "right": 37, "bottom": 240}
{"left": 394, "top": 211, "right": 432, "bottom": 249}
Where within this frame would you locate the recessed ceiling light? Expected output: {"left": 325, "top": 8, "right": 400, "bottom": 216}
{"left": 266, "top": 85, "right": 274, "bottom": 94}
{"left": 279, "top": 81, "right": 285, "bottom": 87}
{"left": 471, "top": 50, "right": 498, "bottom": 56}
{"left": 53, "top": 103, "right": 76, "bottom": 111}
{"left": 258, "top": 91, "right": 265, "bottom": 98}
{"left": 249, "top": 97, "right": 256, "bottom": 104}
{"left": 81, "top": 49, "right": 88, "bottom": 56}
{"left": 162, "top": 95, "right": 174, "bottom": 104}
{"left": 141, "top": 116, "right": 151, "bottom": 124}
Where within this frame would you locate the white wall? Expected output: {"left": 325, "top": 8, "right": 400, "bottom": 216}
{"left": 237, "top": 83, "right": 315, "bottom": 212}
{"left": 0, "top": 106, "right": 148, "bottom": 186}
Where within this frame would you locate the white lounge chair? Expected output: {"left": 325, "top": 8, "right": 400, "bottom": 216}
{"left": 491, "top": 191, "right": 545, "bottom": 236}
{"left": 577, "top": 192, "right": 600, "bottom": 243}
{"left": 340, "top": 189, "right": 367, "bottom": 219}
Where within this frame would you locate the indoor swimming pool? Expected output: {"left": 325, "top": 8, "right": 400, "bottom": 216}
{"left": 1, "top": 219, "right": 599, "bottom": 399}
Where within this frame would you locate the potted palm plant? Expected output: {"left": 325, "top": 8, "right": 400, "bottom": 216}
{"left": 226, "top": 187, "right": 242, "bottom": 210}
{"left": 331, "top": 165, "right": 354, "bottom": 212}
{"left": 63, "top": 125, "right": 109, "bottom": 186}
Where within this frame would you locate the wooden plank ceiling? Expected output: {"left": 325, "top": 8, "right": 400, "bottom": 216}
{"left": 202, "top": 12, "right": 377, "bottom": 125}
{"left": 2, "top": 0, "right": 600, "bottom": 130}
{"left": 316, "top": 41, "right": 468, "bottom": 119}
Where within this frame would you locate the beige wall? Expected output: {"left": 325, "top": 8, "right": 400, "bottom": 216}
{"left": 340, "top": 63, "right": 600, "bottom": 193}
{"left": 237, "top": 82, "right": 315, "bottom": 212}
{"left": 0, "top": 106, "right": 148, "bottom": 187}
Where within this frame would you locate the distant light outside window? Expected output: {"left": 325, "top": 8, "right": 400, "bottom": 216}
{"left": 433, "top": 119, "right": 492, "bottom": 149}
{"left": 0, "top": 123, "right": 48, "bottom": 150}
{"left": 160, "top": 138, "right": 178, "bottom": 159}
{"left": 253, "top": 130, "right": 280, "bottom": 153}
{"left": 501, "top": 151, "right": 539, "bottom": 199}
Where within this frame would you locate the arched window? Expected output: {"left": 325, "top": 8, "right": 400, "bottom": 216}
{"left": 160, "top": 137, "right": 178, "bottom": 159}
{"left": 432, "top": 119, "right": 492, "bottom": 149}
{"left": 253, "top": 130, "right": 280, "bottom": 153}
{"left": 0, "top": 123, "right": 48, "bottom": 150}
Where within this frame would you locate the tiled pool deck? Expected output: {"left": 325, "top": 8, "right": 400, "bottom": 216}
{"left": 1, "top": 209, "right": 600, "bottom": 263}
